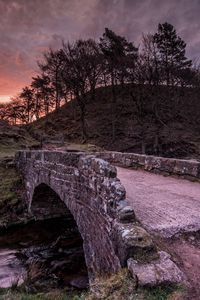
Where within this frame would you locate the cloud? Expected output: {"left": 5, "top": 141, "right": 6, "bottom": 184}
{"left": 0, "top": 0, "right": 200, "bottom": 99}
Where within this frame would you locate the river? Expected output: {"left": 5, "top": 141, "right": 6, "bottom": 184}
{"left": 0, "top": 217, "right": 89, "bottom": 291}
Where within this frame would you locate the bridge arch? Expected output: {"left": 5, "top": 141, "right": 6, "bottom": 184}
{"left": 16, "top": 150, "right": 141, "bottom": 280}
{"left": 31, "top": 182, "right": 89, "bottom": 280}
{"left": 30, "top": 175, "right": 121, "bottom": 278}
{"left": 16, "top": 151, "right": 133, "bottom": 278}
{"left": 32, "top": 183, "right": 69, "bottom": 219}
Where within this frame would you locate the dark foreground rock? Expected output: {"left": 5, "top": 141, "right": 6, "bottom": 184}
{"left": 128, "top": 251, "right": 185, "bottom": 287}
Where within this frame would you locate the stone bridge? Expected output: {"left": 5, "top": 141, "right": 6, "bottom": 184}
{"left": 97, "top": 151, "right": 200, "bottom": 237}
{"left": 16, "top": 150, "right": 187, "bottom": 285}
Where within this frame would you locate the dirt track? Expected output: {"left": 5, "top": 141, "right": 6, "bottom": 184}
{"left": 117, "top": 167, "right": 200, "bottom": 238}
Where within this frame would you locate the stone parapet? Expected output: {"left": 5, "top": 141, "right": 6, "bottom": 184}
{"left": 96, "top": 151, "right": 200, "bottom": 181}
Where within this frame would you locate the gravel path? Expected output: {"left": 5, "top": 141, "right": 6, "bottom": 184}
{"left": 117, "top": 167, "right": 200, "bottom": 237}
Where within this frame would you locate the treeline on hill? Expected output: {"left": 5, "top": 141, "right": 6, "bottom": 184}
{"left": 1, "top": 22, "right": 200, "bottom": 155}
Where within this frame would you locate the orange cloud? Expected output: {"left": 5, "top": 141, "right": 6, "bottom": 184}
{"left": 0, "top": 71, "right": 38, "bottom": 102}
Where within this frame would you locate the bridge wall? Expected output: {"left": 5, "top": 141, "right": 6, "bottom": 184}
{"left": 15, "top": 150, "right": 140, "bottom": 279}
{"left": 96, "top": 151, "right": 200, "bottom": 181}
{"left": 15, "top": 150, "right": 185, "bottom": 286}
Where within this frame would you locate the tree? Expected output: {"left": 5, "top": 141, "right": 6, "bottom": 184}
{"left": 39, "top": 49, "right": 65, "bottom": 109}
{"left": 0, "top": 103, "right": 7, "bottom": 121}
{"left": 99, "top": 28, "right": 138, "bottom": 140}
{"left": 62, "top": 41, "right": 88, "bottom": 140}
{"left": 153, "top": 22, "right": 192, "bottom": 86}
{"left": 137, "top": 34, "right": 160, "bottom": 86}
{"left": 8, "top": 98, "right": 26, "bottom": 124}
{"left": 100, "top": 28, "right": 138, "bottom": 86}
{"left": 19, "top": 87, "right": 35, "bottom": 123}
{"left": 62, "top": 39, "right": 102, "bottom": 141}
{"left": 151, "top": 23, "right": 192, "bottom": 154}
{"left": 31, "top": 75, "right": 53, "bottom": 117}
{"left": 128, "top": 53, "right": 150, "bottom": 154}
{"left": 81, "top": 39, "right": 102, "bottom": 101}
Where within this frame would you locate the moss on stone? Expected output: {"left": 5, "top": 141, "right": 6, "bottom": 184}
{"left": 86, "top": 269, "right": 181, "bottom": 300}
{"left": 87, "top": 269, "right": 137, "bottom": 300}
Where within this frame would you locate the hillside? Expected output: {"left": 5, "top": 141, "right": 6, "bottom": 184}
{"left": 0, "top": 120, "right": 39, "bottom": 225}
{"left": 27, "top": 85, "right": 200, "bottom": 159}
{"left": 0, "top": 120, "right": 39, "bottom": 158}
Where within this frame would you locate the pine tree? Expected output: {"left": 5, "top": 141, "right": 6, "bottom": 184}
{"left": 99, "top": 28, "right": 138, "bottom": 140}
{"left": 153, "top": 22, "right": 192, "bottom": 86}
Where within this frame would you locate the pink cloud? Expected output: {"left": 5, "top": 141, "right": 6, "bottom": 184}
{"left": 0, "top": 0, "right": 199, "bottom": 101}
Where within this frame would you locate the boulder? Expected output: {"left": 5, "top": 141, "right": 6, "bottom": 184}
{"left": 127, "top": 251, "right": 185, "bottom": 287}
{"left": 113, "top": 223, "right": 157, "bottom": 266}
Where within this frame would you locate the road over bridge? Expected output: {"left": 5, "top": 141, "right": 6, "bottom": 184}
{"left": 96, "top": 151, "right": 200, "bottom": 238}
{"left": 117, "top": 167, "right": 200, "bottom": 238}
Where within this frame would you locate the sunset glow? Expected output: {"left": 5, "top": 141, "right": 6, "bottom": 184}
{"left": 0, "top": 95, "right": 11, "bottom": 103}
{"left": 0, "top": 0, "right": 200, "bottom": 101}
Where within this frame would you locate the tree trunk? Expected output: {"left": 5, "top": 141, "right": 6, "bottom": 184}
{"left": 111, "top": 71, "right": 117, "bottom": 141}
{"left": 78, "top": 97, "right": 87, "bottom": 142}
{"left": 91, "top": 87, "right": 96, "bottom": 102}
{"left": 141, "top": 125, "right": 146, "bottom": 154}
{"left": 55, "top": 70, "right": 60, "bottom": 110}
{"left": 142, "top": 141, "right": 146, "bottom": 154}
{"left": 154, "top": 129, "right": 162, "bottom": 156}
{"left": 35, "top": 96, "right": 39, "bottom": 120}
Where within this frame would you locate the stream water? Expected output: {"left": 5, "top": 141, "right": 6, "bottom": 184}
{"left": 0, "top": 217, "right": 89, "bottom": 291}
{"left": 0, "top": 249, "right": 24, "bottom": 288}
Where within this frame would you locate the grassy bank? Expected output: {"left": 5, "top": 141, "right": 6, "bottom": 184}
{"left": 0, "top": 158, "right": 25, "bottom": 227}
{"left": 0, "top": 272, "right": 182, "bottom": 300}
{"left": 0, "top": 289, "right": 85, "bottom": 300}
{"left": 0, "top": 122, "right": 39, "bottom": 159}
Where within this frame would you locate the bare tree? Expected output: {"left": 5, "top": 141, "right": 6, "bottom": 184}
{"left": 62, "top": 39, "right": 102, "bottom": 141}
{"left": 99, "top": 28, "right": 138, "bottom": 140}
{"left": 19, "top": 87, "right": 35, "bottom": 123}
{"left": 39, "top": 49, "right": 65, "bottom": 110}
{"left": 31, "top": 75, "right": 53, "bottom": 117}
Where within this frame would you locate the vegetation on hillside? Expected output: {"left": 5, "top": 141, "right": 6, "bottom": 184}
{"left": 26, "top": 84, "right": 200, "bottom": 158}
{"left": 0, "top": 121, "right": 39, "bottom": 158}
{"left": 0, "top": 158, "right": 26, "bottom": 227}
{"left": 0, "top": 22, "right": 199, "bottom": 158}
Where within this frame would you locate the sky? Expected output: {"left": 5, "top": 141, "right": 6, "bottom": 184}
{"left": 0, "top": 0, "right": 200, "bottom": 102}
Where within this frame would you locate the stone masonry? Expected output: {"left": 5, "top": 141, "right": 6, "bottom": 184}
{"left": 15, "top": 150, "right": 184, "bottom": 285}
{"left": 96, "top": 151, "right": 200, "bottom": 181}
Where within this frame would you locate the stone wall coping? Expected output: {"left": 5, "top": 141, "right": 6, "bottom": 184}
{"left": 95, "top": 151, "right": 200, "bottom": 181}
{"left": 16, "top": 150, "right": 200, "bottom": 180}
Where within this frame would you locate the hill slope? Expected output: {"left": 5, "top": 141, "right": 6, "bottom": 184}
{"left": 0, "top": 120, "right": 39, "bottom": 158}
{"left": 28, "top": 85, "right": 200, "bottom": 159}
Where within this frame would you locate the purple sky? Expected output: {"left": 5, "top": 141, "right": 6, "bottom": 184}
{"left": 0, "top": 0, "right": 200, "bottom": 101}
